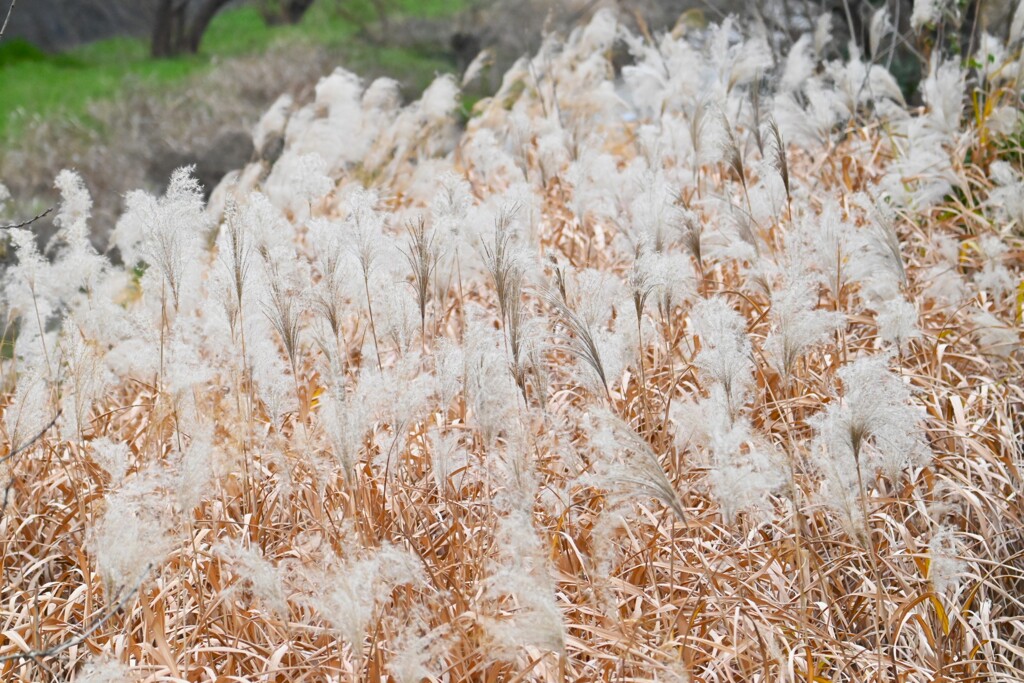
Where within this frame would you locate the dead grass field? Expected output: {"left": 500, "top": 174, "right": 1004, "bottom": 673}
{"left": 0, "top": 10, "right": 1022, "bottom": 683}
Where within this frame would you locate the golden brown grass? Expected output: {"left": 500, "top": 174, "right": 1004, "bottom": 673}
{"left": 1, "top": 74, "right": 1023, "bottom": 683}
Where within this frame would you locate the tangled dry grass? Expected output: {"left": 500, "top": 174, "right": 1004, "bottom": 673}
{"left": 1, "top": 8, "right": 1023, "bottom": 683}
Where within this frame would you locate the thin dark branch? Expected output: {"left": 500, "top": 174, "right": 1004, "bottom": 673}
{"left": 0, "top": 410, "right": 60, "bottom": 468}
{"left": 0, "top": 0, "right": 15, "bottom": 42}
{"left": 1, "top": 411, "right": 61, "bottom": 518}
{"left": 1, "top": 207, "right": 54, "bottom": 231}
{"left": 0, "top": 563, "right": 152, "bottom": 665}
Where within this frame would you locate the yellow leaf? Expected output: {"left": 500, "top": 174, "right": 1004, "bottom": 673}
{"left": 1015, "top": 280, "right": 1024, "bottom": 323}
{"left": 930, "top": 595, "right": 950, "bottom": 636}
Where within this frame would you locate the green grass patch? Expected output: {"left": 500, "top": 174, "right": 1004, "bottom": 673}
{"left": 0, "top": 0, "right": 468, "bottom": 139}
{"left": 0, "top": 36, "right": 203, "bottom": 139}
{"left": 0, "top": 38, "right": 83, "bottom": 68}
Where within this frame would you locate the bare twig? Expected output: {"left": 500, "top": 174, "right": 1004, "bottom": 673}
{"left": 0, "top": 410, "right": 60, "bottom": 468}
{"left": 0, "top": 563, "right": 152, "bottom": 665}
{"left": 0, "top": 207, "right": 54, "bottom": 231}
{"left": 0, "top": 0, "right": 15, "bottom": 43}
{"left": 1, "top": 411, "right": 61, "bottom": 517}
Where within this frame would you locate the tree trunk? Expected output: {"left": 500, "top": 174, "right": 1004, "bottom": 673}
{"left": 151, "top": 0, "right": 231, "bottom": 58}
{"left": 185, "top": 0, "right": 231, "bottom": 53}
{"left": 259, "top": 0, "right": 316, "bottom": 26}
{"left": 284, "top": 0, "right": 315, "bottom": 23}
{"left": 151, "top": 0, "right": 175, "bottom": 57}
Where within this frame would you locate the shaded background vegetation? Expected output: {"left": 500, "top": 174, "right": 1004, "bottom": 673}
{"left": 0, "top": 0, "right": 1018, "bottom": 245}
{"left": 0, "top": 0, "right": 472, "bottom": 244}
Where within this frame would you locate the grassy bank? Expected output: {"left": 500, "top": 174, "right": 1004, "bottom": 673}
{"left": 0, "top": 0, "right": 466, "bottom": 139}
